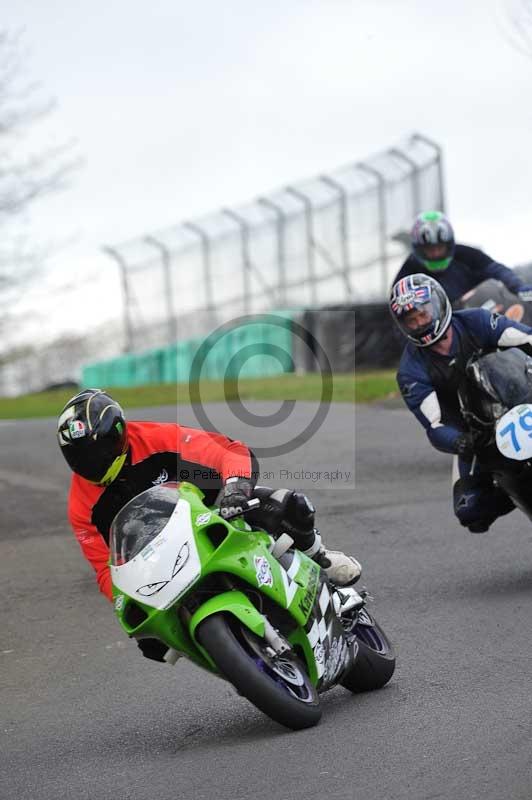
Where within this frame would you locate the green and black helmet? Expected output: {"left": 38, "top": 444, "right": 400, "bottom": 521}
{"left": 57, "top": 389, "right": 128, "bottom": 485}
{"left": 411, "top": 210, "right": 455, "bottom": 272}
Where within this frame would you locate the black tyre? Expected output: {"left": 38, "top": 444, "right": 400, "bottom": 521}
{"left": 340, "top": 613, "right": 396, "bottom": 693}
{"left": 197, "top": 613, "right": 321, "bottom": 730}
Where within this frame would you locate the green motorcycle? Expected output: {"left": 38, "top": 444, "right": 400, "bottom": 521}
{"left": 110, "top": 481, "right": 395, "bottom": 730}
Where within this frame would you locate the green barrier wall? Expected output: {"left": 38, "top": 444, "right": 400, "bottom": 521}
{"left": 81, "top": 313, "right": 297, "bottom": 388}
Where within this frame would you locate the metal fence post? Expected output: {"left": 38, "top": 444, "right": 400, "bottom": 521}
{"left": 258, "top": 196, "right": 287, "bottom": 307}
{"left": 285, "top": 186, "right": 318, "bottom": 306}
{"left": 143, "top": 235, "right": 177, "bottom": 342}
{"left": 182, "top": 220, "right": 216, "bottom": 318}
{"left": 389, "top": 147, "right": 421, "bottom": 218}
{"left": 319, "top": 174, "right": 353, "bottom": 298}
{"left": 355, "top": 163, "right": 389, "bottom": 299}
{"left": 222, "top": 208, "right": 277, "bottom": 312}
{"left": 102, "top": 246, "right": 134, "bottom": 353}
{"left": 411, "top": 133, "right": 446, "bottom": 212}
{"left": 222, "top": 208, "right": 252, "bottom": 315}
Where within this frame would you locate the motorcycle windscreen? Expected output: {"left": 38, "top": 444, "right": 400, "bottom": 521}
{"left": 110, "top": 482, "right": 181, "bottom": 566}
{"left": 469, "top": 349, "right": 532, "bottom": 419}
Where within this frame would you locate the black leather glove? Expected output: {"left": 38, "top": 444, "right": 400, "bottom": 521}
{"left": 215, "top": 477, "right": 253, "bottom": 519}
{"left": 455, "top": 431, "right": 491, "bottom": 459}
{"left": 455, "top": 433, "right": 475, "bottom": 459}
{"left": 137, "top": 638, "right": 168, "bottom": 663}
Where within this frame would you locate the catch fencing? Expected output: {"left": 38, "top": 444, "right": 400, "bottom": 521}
{"left": 0, "top": 133, "right": 445, "bottom": 396}
{"left": 104, "top": 133, "right": 445, "bottom": 353}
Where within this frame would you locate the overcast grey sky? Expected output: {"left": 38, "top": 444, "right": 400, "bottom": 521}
{"left": 4, "top": 0, "right": 532, "bottom": 342}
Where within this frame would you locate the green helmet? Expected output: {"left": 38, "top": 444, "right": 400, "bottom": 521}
{"left": 411, "top": 211, "right": 455, "bottom": 272}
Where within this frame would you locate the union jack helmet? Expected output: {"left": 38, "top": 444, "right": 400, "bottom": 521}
{"left": 390, "top": 273, "right": 452, "bottom": 347}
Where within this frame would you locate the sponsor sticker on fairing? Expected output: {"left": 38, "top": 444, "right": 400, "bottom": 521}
{"left": 114, "top": 594, "right": 125, "bottom": 612}
{"left": 69, "top": 420, "right": 86, "bottom": 439}
{"left": 195, "top": 512, "right": 212, "bottom": 526}
{"left": 152, "top": 469, "right": 169, "bottom": 485}
{"left": 324, "top": 637, "right": 347, "bottom": 682}
{"left": 314, "top": 642, "right": 325, "bottom": 666}
{"left": 254, "top": 555, "right": 273, "bottom": 587}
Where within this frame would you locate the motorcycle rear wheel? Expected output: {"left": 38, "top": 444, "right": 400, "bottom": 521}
{"left": 340, "top": 613, "right": 396, "bottom": 693}
{"left": 197, "top": 613, "right": 321, "bottom": 730}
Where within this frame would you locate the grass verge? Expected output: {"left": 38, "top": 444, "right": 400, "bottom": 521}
{"left": 0, "top": 370, "right": 398, "bottom": 419}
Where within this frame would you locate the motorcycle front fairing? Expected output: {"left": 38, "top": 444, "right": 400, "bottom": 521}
{"left": 493, "top": 402, "right": 532, "bottom": 521}
{"left": 109, "top": 482, "right": 217, "bottom": 670}
{"left": 463, "top": 349, "right": 532, "bottom": 519}
{"left": 109, "top": 482, "right": 338, "bottom": 685}
{"left": 463, "top": 348, "right": 532, "bottom": 427}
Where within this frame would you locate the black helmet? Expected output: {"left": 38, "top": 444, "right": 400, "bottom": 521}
{"left": 390, "top": 273, "right": 452, "bottom": 347}
{"left": 57, "top": 389, "right": 128, "bottom": 485}
{"left": 411, "top": 210, "right": 455, "bottom": 271}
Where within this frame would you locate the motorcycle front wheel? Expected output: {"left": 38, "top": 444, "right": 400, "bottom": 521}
{"left": 197, "top": 613, "right": 321, "bottom": 730}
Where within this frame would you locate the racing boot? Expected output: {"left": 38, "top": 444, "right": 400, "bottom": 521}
{"left": 302, "top": 530, "right": 362, "bottom": 587}
{"left": 252, "top": 488, "right": 362, "bottom": 586}
{"left": 282, "top": 491, "right": 361, "bottom": 586}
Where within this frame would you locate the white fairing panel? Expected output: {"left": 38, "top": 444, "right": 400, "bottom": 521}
{"left": 496, "top": 404, "right": 532, "bottom": 461}
{"left": 111, "top": 498, "right": 201, "bottom": 610}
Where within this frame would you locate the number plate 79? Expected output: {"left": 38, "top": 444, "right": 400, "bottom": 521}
{"left": 495, "top": 404, "right": 532, "bottom": 461}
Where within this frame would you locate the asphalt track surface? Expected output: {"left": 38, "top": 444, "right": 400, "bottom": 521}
{"left": 2, "top": 401, "right": 532, "bottom": 800}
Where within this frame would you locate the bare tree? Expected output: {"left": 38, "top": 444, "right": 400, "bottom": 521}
{"left": 498, "top": 0, "right": 532, "bottom": 57}
{"left": 0, "top": 30, "right": 79, "bottom": 309}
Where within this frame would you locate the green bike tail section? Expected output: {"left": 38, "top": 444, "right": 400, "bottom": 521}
{"left": 112, "top": 482, "right": 322, "bottom": 680}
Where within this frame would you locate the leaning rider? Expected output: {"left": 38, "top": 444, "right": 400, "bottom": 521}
{"left": 393, "top": 210, "right": 532, "bottom": 305}
{"left": 390, "top": 273, "right": 532, "bottom": 533}
{"left": 57, "top": 390, "right": 361, "bottom": 660}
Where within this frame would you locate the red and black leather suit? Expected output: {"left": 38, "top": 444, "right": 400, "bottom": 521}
{"left": 68, "top": 421, "right": 258, "bottom": 601}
